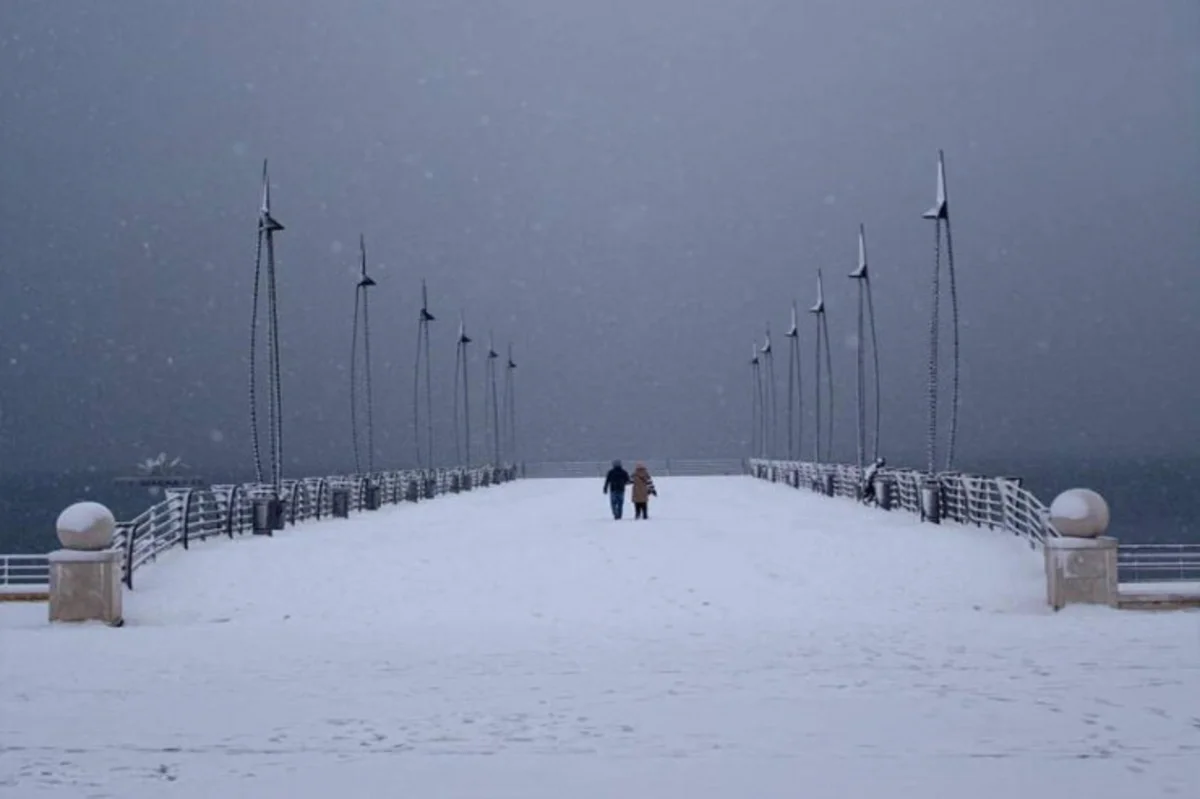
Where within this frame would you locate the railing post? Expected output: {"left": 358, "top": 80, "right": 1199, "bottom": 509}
{"left": 290, "top": 482, "right": 302, "bottom": 524}
{"left": 180, "top": 489, "right": 195, "bottom": 550}
{"left": 123, "top": 520, "right": 138, "bottom": 589}
{"left": 223, "top": 485, "right": 240, "bottom": 539}
{"left": 316, "top": 479, "right": 330, "bottom": 520}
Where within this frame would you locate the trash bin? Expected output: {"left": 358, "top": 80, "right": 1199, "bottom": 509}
{"left": 875, "top": 478, "right": 894, "bottom": 511}
{"left": 331, "top": 487, "right": 351, "bottom": 518}
{"left": 462, "top": 472, "right": 473, "bottom": 492}
{"left": 921, "top": 479, "right": 941, "bottom": 524}
{"left": 822, "top": 473, "right": 836, "bottom": 497}
{"left": 363, "top": 482, "right": 382, "bottom": 511}
{"left": 449, "top": 473, "right": 461, "bottom": 494}
{"left": 405, "top": 479, "right": 420, "bottom": 503}
{"left": 423, "top": 477, "right": 437, "bottom": 499}
{"left": 253, "top": 497, "right": 283, "bottom": 535}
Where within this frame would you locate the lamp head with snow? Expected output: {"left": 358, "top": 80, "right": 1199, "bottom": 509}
{"left": 258, "top": 159, "right": 285, "bottom": 233}
{"left": 356, "top": 235, "right": 376, "bottom": 288}
{"left": 420, "top": 279, "right": 435, "bottom": 322}
{"left": 849, "top": 224, "right": 869, "bottom": 280}
{"left": 921, "top": 149, "right": 949, "bottom": 221}
{"left": 809, "top": 271, "right": 825, "bottom": 315}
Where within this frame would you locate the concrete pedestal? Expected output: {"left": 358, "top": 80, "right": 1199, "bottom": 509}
{"left": 1044, "top": 536, "right": 1118, "bottom": 611}
{"left": 48, "top": 549, "right": 123, "bottom": 626}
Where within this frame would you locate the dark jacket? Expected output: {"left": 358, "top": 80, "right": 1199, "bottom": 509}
{"left": 603, "top": 466, "right": 631, "bottom": 494}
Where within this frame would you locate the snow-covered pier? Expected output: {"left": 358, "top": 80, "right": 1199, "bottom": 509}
{"left": 2, "top": 475, "right": 1197, "bottom": 798}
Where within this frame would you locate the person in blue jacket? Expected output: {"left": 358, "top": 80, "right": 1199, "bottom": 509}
{"left": 602, "top": 459, "right": 631, "bottom": 519}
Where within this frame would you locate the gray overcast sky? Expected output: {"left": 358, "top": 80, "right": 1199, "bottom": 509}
{"left": 1, "top": 0, "right": 1197, "bottom": 475}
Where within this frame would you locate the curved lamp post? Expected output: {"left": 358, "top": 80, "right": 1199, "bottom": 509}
{"left": 412, "top": 280, "right": 436, "bottom": 468}
{"left": 349, "top": 234, "right": 377, "bottom": 476}
{"left": 849, "top": 224, "right": 882, "bottom": 470}
{"left": 922, "top": 150, "right": 961, "bottom": 474}
{"left": 502, "top": 344, "right": 517, "bottom": 465}
{"left": 784, "top": 302, "right": 802, "bottom": 460}
{"left": 453, "top": 313, "right": 472, "bottom": 466}
{"left": 809, "top": 270, "right": 834, "bottom": 464}
{"left": 485, "top": 333, "right": 501, "bottom": 465}
{"left": 761, "top": 325, "right": 777, "bottom": 460}
{"left": 248, "top": 159, "right": 286, "bottom": 494}
{"left": 749, "top": 342, "right": 763, "bottom": 458}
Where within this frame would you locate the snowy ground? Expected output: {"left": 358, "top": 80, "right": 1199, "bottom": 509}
{"left": 1, "top": 476, "right": 1197, "bottom": 798}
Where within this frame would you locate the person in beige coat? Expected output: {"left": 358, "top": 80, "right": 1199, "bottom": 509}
{"left": 630, "top": 462, "right": 657, "bottom": 520}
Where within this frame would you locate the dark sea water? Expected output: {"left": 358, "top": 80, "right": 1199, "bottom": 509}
{"left": 0, "top": 469, "right": 239, "bottom": 554}
{"left": 961, "top": 455, "right": 1196, "bottom": 547}
{"left": 0, "top": 457, "right": 1194, "bottom": 553}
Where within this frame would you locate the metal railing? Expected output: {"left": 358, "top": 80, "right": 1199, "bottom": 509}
{"left": 2, "top": 463, "right": 516, "bottom": 591}
{"left": 1117, "top": 544, "right": 1200, "bottom": 584}
{"left": 522, "top": 458, "right": 747, "bottom": 479}
{"left": 748, "top": 458, "right": 1059, "bottom": 550}
{"left": 0, "top": 554, "right": 50, "bottom": 589}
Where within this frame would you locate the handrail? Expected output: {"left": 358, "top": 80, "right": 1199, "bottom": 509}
{"left": 522, "top": 459, "right": 747, "bottom": 479}
{"left": 1, "top": 463, "right": 516, "bottom": 590}
{"left": 1117, "top": 543, "right": 1200, "bottom": 583}
{"left": 0, "top": 554, "right": 51, "bottom": 588}
{"left": 747, "top": 457, "right": 1059, "bottom": 550}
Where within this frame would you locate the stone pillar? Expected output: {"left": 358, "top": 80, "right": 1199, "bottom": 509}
{"left": 48, "top": 502, "right": 123, "bottom": 627}
{"left": 1044, "top": 536, "right": 1119, "bottom": 610}
{"left": 1045, "top": 488, "right": 1116, "bottom": 611}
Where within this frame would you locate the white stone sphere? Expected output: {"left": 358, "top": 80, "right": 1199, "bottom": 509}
{"left": 56, "top": 501, "right": 117, "bottom": 550}
{"left": 1048, "top": 488, "right": 1110, "bottom": 538}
